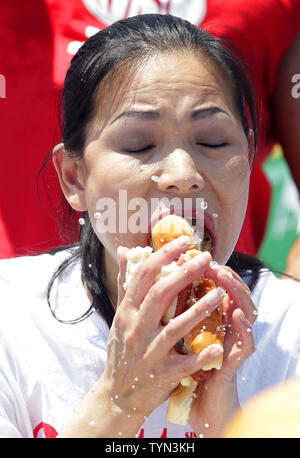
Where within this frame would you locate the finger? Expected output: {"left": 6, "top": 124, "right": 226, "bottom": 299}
{"left": 169, "top": 343, "right": 224, "bottom": 379}
{"left": 123, "top": 235, "right": 195, "bottom": 308}
{"left": 147, "top": 286, "right": 225, "bottom": 357}
{"left": 223, "top": 266, "right": 251, "bottom": 293}
{"left": 222, "top": 308, "right": 255, "bottom": 374}
{"left": 139, "top": 250, "right": 213, "bottom": 325}
{"left": 205, "top": 265, "right": 257, "bottom": 324}
{"left": 117, "top": 246, "right": 130, "bottom": 306}
{"left": 205, "top": 264, "right": 251, "bottom": 295}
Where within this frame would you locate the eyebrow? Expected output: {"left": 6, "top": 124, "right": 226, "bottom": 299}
{"left": 191, "top": 106, "right": 230, "bottom": 119}
{"left": 110, "top": 106, "right": 230, "bottom": 124}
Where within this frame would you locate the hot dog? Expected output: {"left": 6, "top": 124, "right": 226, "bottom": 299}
{"left": 123, "top": 214, "right": 225, "bottom": 425}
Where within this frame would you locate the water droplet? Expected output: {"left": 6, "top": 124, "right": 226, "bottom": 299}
{"left": 128, "top": 414, "right": 131, "bottom": 418}
{"left": 134, "top": 377, "right": 139, "bottom": 382}
{"left": 89, "top": 419, "right": 95, "bottom": 426}
{"left": 149, "top": 373, "right": 155, "bottom": 379}
{"left": 151, "top": 175, "right": 160, "bottom": 183}
{"left": 115, "top": 394, "right": 119, "bottom": 399}
{"left": 94, "top": 212, "right": 101, "bottom": 220}
{"left": 242, "top": 376, "right": 246, "bottom": 381}
{"left": 124, "top": 361, "right": 128, "bottom": 365}
{"left": 204, "top": 423, "right": 209, "bottom": 428}
{"left": 253, "top": 310, "right": 258, "bottom": 316}
{"left": 229, "top": 300, "right": 234, "bottom": 304}
{"left": 213, "top": 213, "right": 218, "bottom": 218}
{"left": 201, "top": 200, "right": 208, "bottom": 210}
{"left": 209, "top": 260, "right": 218, "bottom": 269}
{"left": 237, "top": 340, "right": 242, "bottom": 346}
{"left": 78, "top": 218, "right": 85, "bottom": 225}
{"left": 133, "top": 407, "right": 137, "bottom": 411}
{"left": 246, "top": 328, "right": 252, "bottom": 333}
{"left": 130, "top": 161, "right": 138, "bottom": 168}
{"left": 132, "top": 384, "right": 136, "bottom": 389}
{"left": 199, "top": 433, "right": 205, "bottom": 438}
{"left": 98, "top": 404, "right": 103, "bottom": 408}
{"left": 118, "top": 431, "right": 122, "bottom": 436}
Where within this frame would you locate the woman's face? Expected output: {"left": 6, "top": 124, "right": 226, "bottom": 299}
{"left": 76, "top": 52, "right": 252, "bottom": 265}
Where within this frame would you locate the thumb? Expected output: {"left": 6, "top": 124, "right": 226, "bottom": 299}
{"left": 117, "top": 246, "right": 129, "bottom": 307}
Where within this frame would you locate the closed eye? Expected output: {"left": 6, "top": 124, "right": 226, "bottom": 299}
{"left": 197, "top": 142, "right": 228, "bottom": 148}
{"left": 124, "top": 145, "right": 155, "bottom": 153}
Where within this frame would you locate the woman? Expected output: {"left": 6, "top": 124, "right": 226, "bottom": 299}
{"left": 0, "top": 14, "right": 299, "bottom": 438}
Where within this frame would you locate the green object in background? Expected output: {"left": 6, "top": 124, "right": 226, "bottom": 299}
{"left": 258, "top": 146, "right": 300, "bottom": 274}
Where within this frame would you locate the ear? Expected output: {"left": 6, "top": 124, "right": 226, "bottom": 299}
{"left": 248, "top": 129, "right": 256, "bottom": 168}
{"left": 52, "top": 143, "right": 87, "bottom": 211}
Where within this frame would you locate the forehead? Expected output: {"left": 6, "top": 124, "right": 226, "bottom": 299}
{"left": 93, "top": 52, "right": 239, "bottom": 127}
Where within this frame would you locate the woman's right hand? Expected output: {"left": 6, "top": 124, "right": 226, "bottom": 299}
{"left": 58, "top": 237, "right": 224, "bottom": 437}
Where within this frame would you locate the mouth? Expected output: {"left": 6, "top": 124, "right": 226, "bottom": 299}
{"left": 147, "top": 209, "right": 216, "bottom": 256}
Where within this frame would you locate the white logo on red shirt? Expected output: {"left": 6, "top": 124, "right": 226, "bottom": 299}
{"left": 82, "top": 0, "right": 207, "bottom": 25}
{"left": 67, "top": 0, "right": 207, "bottom": 55}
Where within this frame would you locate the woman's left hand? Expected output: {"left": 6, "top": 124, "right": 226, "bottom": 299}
{"left": 188, "top": 264, "right": 257, "bottom": 438}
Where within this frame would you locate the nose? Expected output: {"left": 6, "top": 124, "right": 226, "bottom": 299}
{"left": 157, "top": 149, "right": 205, "bottom": 194}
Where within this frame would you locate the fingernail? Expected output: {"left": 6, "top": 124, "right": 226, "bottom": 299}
{"left": 192, "top": 251, "right": 211, "bottom": 267}
{"left": 203, "top": 287, "right": 224, "bottom": 306}
{"left": 175, "top": 235, "right": 191, "bottom": 245}
{"left": 218, "top": 287, "right": 227, "bottom": 297}
{"left": 208, "top": 343, "right": 224, "bottom": 355}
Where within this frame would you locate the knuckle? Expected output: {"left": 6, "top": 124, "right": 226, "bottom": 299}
{"left": 147, "top": 282, "right": 161, "bottom": 300}
{"left": 112, "top": 311, "right": 122, "bottom": 330}
{"left": 161, "top": 322, "right": 178, "bottom": 341}
{"left": 124, "top": 331, "right": 136, "bottom": 349}
{"left": 125, "top": 325, "right": 142, "bottom": 350}
{"left": 133, "top": 259, "right": 154, "bottom": 283}
{"left": 160, "top": 244, "right": 171, "bottom": 256}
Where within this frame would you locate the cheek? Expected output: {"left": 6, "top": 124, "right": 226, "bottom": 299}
{"left": 217, "top": 154, "right": 250, "bottom": 205}
{"left": 84, "top": 154, "right": 143, "bottom": 203}
{"left": 82, "top": 154, "right": 153, "bottom": 253}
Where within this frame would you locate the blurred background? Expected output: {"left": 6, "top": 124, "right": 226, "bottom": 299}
{"left": 259, "top": 146, "right": 299, "bottom": 275}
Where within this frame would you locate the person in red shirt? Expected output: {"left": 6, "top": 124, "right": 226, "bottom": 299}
{"left": 0, "top": 0, "right": 299, "bottom": 262}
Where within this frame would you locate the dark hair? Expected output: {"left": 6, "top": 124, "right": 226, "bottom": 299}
{"left": 43, "top": 13, "right": 260, "bottom": 326}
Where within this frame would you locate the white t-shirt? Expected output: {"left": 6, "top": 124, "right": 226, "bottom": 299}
{"left": 0, "top": 249, "right": 299, "bottom": 438}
